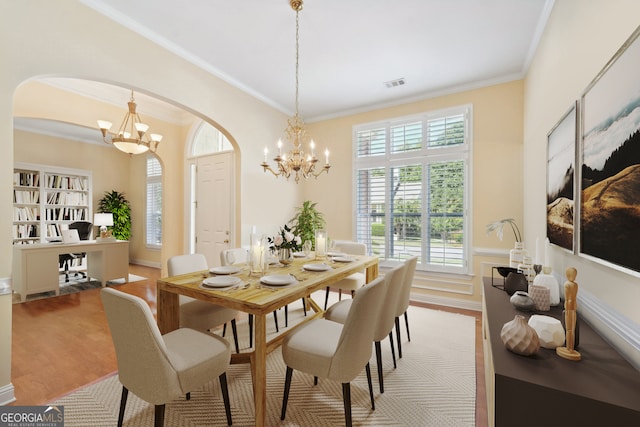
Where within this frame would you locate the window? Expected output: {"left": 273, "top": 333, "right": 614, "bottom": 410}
{"left": 354, "top": 105, "right": 471, "bottom": 274}
{"left": 146, "top": 155, "right": 162, "bottom": 247}
{"left": 191, "top": 121, "right": 233, "bottom": 156}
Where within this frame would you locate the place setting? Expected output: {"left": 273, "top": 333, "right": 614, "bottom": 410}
{"left": 257, "top": 273, "right": 299, "bottom": 290}
{"left": 200, "top": 274, "right": 250, "bottom": 292}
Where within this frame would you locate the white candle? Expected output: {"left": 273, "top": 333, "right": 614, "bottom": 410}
{"left": 263, "top": 147, "right": 268, "bottom": 162}
{"left": 535, "top": 238, "right": 541, "bottom": 265}
{"left": 310, "top": 140, "right": 315, "bottom": 157}
{"left": 277, "top": 139, "right": 283, "bottom": 156}
{"left": 544, "top": 237, "right": 551, "bottom": 267}
{"left": 325, "top": 149, "right": 330, "bottom": 164}
{"left": 316, "top": 235, "right": 326, "bottom": 256}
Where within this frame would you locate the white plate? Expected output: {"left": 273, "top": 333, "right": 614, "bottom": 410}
{"left": 303, "top": 263, "right": 331, "bottom": 272}
{"left": 209, "top": 266, "right": 241, "bottom": 275}
{"left": 327, "top": 251, "right": 347, "bottom": 257}
{"left": 333, "top": 256, "right": 355, "bottom": 263}
{"left": 202, "top": 276, "right": 242, "bottom": 288}
{"left": 260, "top": 274, "right": 295, "bottom": 286}
{"left": 292, "top": 251, "right": 307, "bottom": 258}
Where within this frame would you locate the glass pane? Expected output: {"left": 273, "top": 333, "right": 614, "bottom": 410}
{"left": 356, "top": 167, "right": 386, "bottom": 257}
{"left": 426, "top": 160, "right": 464, "bottom": 266}
{"left": 146, "top": 181, "right": 162, "bottom": 245}
{"left": 192, "top": 122, "right": 232, "bottom": 156}
{"left": 356, "top": 128, "right": 386, "bottom": 157}
{"left": 427, "top": 114, "right": 465, "bottom": 148}
{"left": 389, "top": 165, "right": 422, "bottom": 261}
{"left": 391, "top": 122, "right": 422, "bottom": 153}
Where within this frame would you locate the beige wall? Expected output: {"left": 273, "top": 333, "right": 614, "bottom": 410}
{"left": 524, "top": 0, "right": 640, "bottom": 366}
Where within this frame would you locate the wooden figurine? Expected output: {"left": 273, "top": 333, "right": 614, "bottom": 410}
{"left": 556, "top": 267, "right": 581, "bottom": 361}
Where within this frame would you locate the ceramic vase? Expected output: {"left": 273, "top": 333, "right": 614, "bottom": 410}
{"left": 528, "top": 285, "right": 550, "bottom": 311}
{"left": 517, "top": 255, "right": 535, "bottom": 285}
{"left": 509, "top": 242, "right": 527, "bottom": 268}
{"left": 278, "top": 248, "right": 293, "bottom": 265}
{"left": 500, "top": 315, "right": 540, "bottom": 356}
{"left": 510, "top": 291, "right": 536, "bottom": 311}
{"left": 504, "top": 271, "right": 528, "bottom": 296}
{"left": 532, "top": 266, "right": 560, "bottom": 306}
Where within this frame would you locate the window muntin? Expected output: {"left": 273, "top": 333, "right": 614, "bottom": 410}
{"left": 192, "top": 122, "right": 233, "bottom": 156}
{"left": 354, "top": 106, "right": 470, "bottom": 274}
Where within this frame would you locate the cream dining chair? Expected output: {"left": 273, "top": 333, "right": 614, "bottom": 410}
{"left": 168, "top": 253, "right": 241, "bottom": 353}
{"left": 101, "top": 287, "right": 233, "bottom": 427}
{"left": 280, "top": 275, "right": 387, "bottom": 427}
{"left": 325, "top": 262, "right": 407, "bottom": 394}
{"left": 394, "top": 256, "right": 418, "bottom": 358}
{"left": 323, "top": 241, "right": 367, "bottom": 310}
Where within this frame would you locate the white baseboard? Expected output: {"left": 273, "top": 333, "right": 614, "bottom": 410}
{"left": 411, "top": 292, "right": 482, "bottom": 312}
{"left": 0, "top": 382, "right": 15, "bottom": 406}
{"left": 130, "top": 259, "right": 161, "bottom": 269}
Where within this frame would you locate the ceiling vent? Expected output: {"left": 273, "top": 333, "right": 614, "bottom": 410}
{"left": 384, "top": 78, "right": 406, "bottom": 88}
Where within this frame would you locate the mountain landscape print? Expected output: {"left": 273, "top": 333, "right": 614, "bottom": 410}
{"left": 547, "top": 104, "right": 576, "bottom": 251}
{"left": 581, "top": 28, "right": 640, "bottom": 272}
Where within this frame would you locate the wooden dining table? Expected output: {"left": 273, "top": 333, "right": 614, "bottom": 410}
{"left": 156, "top": 254, "right": 379, "bottom": 427}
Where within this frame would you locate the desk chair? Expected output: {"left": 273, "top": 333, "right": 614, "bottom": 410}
{"left": 168, "top": 254, "right": 241, "bottom": 354}
{"left": 101, "top": 288, "right": 232, "bottom": 427}
{"left": 280, "top": 276, "right": 386, "bottom": 427}
{"left": 59, "top": 221, "right": 92, "bottom": 282}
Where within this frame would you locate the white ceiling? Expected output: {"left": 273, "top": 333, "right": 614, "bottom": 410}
{"left": 68, "top": 0, "right": 553, "bottom": 122}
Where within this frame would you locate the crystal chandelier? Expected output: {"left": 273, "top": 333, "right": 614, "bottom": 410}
{"left": 261, "top": 0, "right": 330, "bottom": 183}
{"left": 97, "top": 90, "right": 163, "bottom": 155}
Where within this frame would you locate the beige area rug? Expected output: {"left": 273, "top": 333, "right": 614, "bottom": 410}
{"left": 52, "top": 296, "right": 476, "bottom": 426}
{"left": 12, "top": 274, "right": 147, "bottom": 304}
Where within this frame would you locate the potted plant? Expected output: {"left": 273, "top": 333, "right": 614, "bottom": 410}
{"left": 97, "top": 190, "right": 131, "bottom": 240}
{"left": 289, "top": 200, "right": 326, "bottom": 249}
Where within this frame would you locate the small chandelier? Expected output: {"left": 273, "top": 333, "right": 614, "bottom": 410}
{"left": 261, "top": 0, "right": 330, "bottom": 183}
{"left": 97, "top": 90, "right": 163, "bottom": 155}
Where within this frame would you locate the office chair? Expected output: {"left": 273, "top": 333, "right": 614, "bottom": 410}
{"left": 59, "top": 221, "right": 92, "bottom": 282}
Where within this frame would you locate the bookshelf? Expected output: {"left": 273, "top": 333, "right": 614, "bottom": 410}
{"left": 13, "top": 162, "right": 92, "bottom": 245}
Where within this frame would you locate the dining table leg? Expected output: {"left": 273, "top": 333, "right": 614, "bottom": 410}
{"left": 156, "top": 287, "right": 179, "bottom": 334}
{"left": 253, "top": 312, "right": 267, "bottom": 426}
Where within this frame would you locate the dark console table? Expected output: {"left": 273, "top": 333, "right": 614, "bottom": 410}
{"left": 482, "top": 279, "right": 640, "bottom": 426}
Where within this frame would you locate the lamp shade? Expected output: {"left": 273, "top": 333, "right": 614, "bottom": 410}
{"left": 94, "top": 213, "right": 114, "bottom": 227}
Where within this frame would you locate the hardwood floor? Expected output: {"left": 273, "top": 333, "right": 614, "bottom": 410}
{"left": 10, "top": 264, "right": 487, "bottom": 426}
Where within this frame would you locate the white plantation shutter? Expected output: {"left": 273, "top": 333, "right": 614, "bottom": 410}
{"left": 354, "top": 106, "right": 471, "bottom": 273}
{"left": 146, "top": 155, "right": 162, "bottom": 247}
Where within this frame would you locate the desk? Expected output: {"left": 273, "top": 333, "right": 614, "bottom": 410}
{"left": 13, "top": 240, "right": 129, "bottom": 301}
{"left": 482, "top": 279, "right": 640, "bottom": 426}
{"left": 157, "top": 255, "right": 379, "bottom": 427}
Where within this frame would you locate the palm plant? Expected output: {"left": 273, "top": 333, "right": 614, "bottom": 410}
{"left": 289, "top": 200, "right": 326, "bottom": 249}
{"left": 97, "top": 190, "right": 131, "bottom": 240}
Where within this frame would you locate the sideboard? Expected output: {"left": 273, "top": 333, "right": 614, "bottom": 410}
{"left": 482, "top": 279, "right": 640, "bottom": 426}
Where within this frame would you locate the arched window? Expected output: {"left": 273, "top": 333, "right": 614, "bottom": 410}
{"left": 146, "top": 155, "right": 162, "bottom": 247}
{"left": 191, "top": 121, "right": 233, "bottom": 156}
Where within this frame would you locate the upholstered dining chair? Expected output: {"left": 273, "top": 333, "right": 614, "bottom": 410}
{"left": 325, "top": 263, "right": 407, "bottom": 394}
{"left": 101, "top": 287, "right": 233, "bottom": 427}
{"left": 323, "top": 241, "right": 367, "bottom": 310}
{"left": 394, "top": 256, "right": 418, "bottom": 358}
{"left": 168, "top": 254, "right": 241, "bottom": 354}
{"left": 280, "top": 275, "right": 387, "bottom": 427}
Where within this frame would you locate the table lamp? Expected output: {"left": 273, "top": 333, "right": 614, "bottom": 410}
{"left": 94, "top": 213, "right": 115, "bottom": 241}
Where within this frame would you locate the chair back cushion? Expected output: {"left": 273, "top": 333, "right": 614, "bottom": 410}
{"left": 101, "top": 288, "right": 181, "bottom": 404}
{"left": 220, "top": 248, "right": 248, "bottom": 266}
{"left": 395, "top": 256, "right": 418, "bottom": 316}
{"left": 373, "top": 263, "right": 407, "bottom": 341}
{"left": 331, "top": 276, "right": 386, "bottom": 382}
{"left": 334, "top": 241, "right": 367, "bottom": 256}
{"left": 168, "top": 253, "right": 208, "bottom": 276}
{"left": 69, "top": 221, "right": 93, "bottom": 240}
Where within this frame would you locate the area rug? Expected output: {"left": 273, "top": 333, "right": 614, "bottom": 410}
{"left": 12, "top": 274, "right": 147, "bottom": 304}
{"left": 51, "top": 304, "right": 476, "bottom": 426}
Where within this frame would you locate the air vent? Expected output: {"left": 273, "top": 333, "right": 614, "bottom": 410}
{"left": 384, "top": 78, "right": 406, "bottom": 88}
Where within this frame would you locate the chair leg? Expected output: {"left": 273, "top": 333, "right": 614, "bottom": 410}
{"left": 281, "top": 366, "right": 294, "bottom": 420}
{"left": 395, "top": 316, "right": 403, "bottom": 359}
{"left": 342, "top": 382, "right": 352, "bottom": 427}
{"left": 186, "top": 392, "right": 190, "bottom": 400}
{"left": 154, "top": 404, "right": 165, "bottom": 427}
{"left": 302, "top": 297, "right": 307, "bottom": 316}
{"left": 389, "top": 331, "right": 397, "bottom": 369}
{"left": 231, "top": 319, "right": 240, "bottom": 354}
{"left": 222, "top": 322, "right": 227, "bottom": 337}
{"left": 219, "top": 372, "right": 232, "bottom": 426}
{"left": 365, "top": 362, "right": 375, "bottom": 410}
{"left": 117, "top": 386, "right": 128, "bottom": 427}
{"left": 273, "top": 310, "right": 279, "bottom": 332}
{"left": 404, "top": 310, "right": 411, "bottom": 342}
{"left": 314, "top": 376, "right": 318, "bottom": 386}
{"left": 285, "top": 304, "right": 288, "bottom": 327}
{"left": 375, "top": 341, "right": 384, "bottom": 393}
{"left": 324, "top": 286, "right": 330, "bottom": 310}
{"left": 249, "top": 314, "right": 254, "bottom": 348}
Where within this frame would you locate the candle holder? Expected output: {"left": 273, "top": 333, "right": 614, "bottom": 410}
{"left": 315, "top": 229, "right": 327, "bottom": 259}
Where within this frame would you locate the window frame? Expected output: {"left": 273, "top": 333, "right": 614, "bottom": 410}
{"left": 145, "top": 154, "right": 163, "bottom": 249}
{"left": 352, "top": 104, "right": 473, "bottom": 274}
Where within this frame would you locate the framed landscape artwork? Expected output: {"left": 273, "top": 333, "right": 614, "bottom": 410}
{"left": 580, "top": 25, "right": 640, "bottom": 273}
{"left": 547, "top": 103, "right": 577, "bottom": 252}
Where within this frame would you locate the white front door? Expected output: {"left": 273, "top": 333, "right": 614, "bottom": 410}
{"left": 195, "top": 152, "right": 233, "bottom": 267}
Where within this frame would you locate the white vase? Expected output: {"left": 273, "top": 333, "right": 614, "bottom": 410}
{"left": 532, "top": 266, "right": 560, "bottom": 306}
{"left": 517, "top": 255, "right": 535, "bottom": 285}
{"left": 509, "top": 242, "right": 527, "bottom": 268}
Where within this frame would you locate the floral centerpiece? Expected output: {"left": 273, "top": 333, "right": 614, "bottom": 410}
{"left": 269, "top": 224, "right": 302, "bottom": 264}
